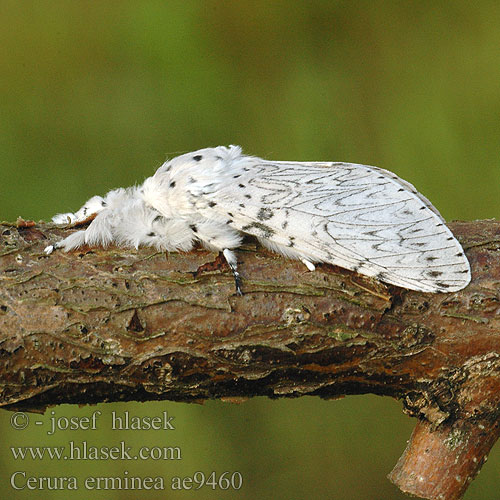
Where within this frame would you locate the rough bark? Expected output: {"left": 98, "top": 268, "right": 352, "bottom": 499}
{"left": 1, "top": 218, "right": 500, "bottom": 500}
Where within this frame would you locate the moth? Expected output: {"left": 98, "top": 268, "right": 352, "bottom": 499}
{"left": 45, "top": 145, "right": 471, "bottom": 294}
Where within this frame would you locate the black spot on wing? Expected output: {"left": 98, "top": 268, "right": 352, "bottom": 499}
{"left": 241, "top": 222, "right": 275, "bottom": 239}
{"left": 428, "top": 270, "right": 443, "bottom": 278}
{"left": 208, "top": 201, "right": 217, "bottom": 207}
{"left": 436, "top": 282, "right": 450, "bottom": 288}
{"left": 257, "top": 208, "right": 274, "bottom": 221}
{"left": 193, "top": 155, "right": 203, "bottom": 162}
{"left": 169, "top": 181, "right": 176, "bottom": 188}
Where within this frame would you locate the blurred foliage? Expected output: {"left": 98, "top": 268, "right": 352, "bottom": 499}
{"left": 1, "top": 1, "right": 499, "bottom": 499}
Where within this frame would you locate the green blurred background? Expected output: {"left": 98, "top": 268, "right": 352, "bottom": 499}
{"left": 1, "top": 1, "right": 499, "bottom": 499}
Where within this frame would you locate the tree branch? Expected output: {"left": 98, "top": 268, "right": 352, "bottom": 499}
{"left": 1, "top": 219, "right": 499, "bottom": 500}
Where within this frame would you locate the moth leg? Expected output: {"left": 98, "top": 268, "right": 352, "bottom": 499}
{"left": 222, "top": 248, "right": 243, "bottom": 296}
{"left": 44, "top": 243, "right": 57, "bottom": 254}
{"left": 51, "top": 195, "right": 107, "bottom": 225}
{"left": 301, "top": 258, "right": 316, "bottom": 272}
{"left": 44, "top": 230, "right": 87, "bottom": 255}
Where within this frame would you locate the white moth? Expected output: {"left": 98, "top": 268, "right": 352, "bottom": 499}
{"left": 44, "top": 145, "right": 471, "bottom": 294}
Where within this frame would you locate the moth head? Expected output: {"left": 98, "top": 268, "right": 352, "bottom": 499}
{"left": 82, "top": 186, "right": 194, "bottom": 252}
{"left": 83, "top": 187, "right": 152, "bottom": 248}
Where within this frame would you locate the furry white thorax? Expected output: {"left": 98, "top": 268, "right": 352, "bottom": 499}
{"left": 143, "top": 145, "right": 244, "bottom": 218}
{"left": 45, "top": 145, "right": 471, "bottom": 294}
{"left": 139, "top": 145, "right": 246, "bottom": 253}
